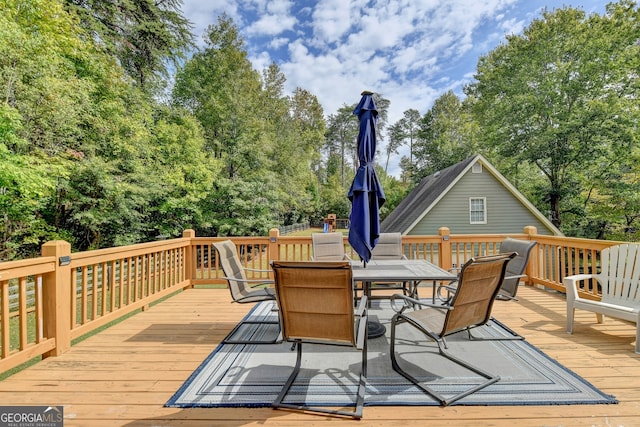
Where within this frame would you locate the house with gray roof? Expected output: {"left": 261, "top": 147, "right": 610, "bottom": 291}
{"left": 381, "top": 154, "right": 562, "bottom": 236}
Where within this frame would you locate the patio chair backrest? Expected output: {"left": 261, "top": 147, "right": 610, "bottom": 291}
{"left": 598, "top": 244, "right": 640, "bottom": 308}
{"left": 212, "top": 240, "right": 250, "bottom": 301}
{"left": 311, "top": 232, "right": 347, "bottom": 261}
{"left": 271, "top": 261, "right": 356, "bottom": 346}
{"left": 443, "top": 252, "right": 516, "bottom": 336}
{"left": 498, "top": 238, "right": 538, "bottom": 298}
{"left": 371, "top": 233, "right": 406, "bottom": 260}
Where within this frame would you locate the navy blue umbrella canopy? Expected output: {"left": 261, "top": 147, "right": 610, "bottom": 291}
{"left": 348, "top": 91, "right": 386, "bottom": 264}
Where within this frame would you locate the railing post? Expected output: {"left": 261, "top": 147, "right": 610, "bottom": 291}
{"left": 41, "top": 240, "right": 72, "bottom": 357}
{"left": 269, "top": 228, "right": 280, "bottom": 262}
{"left": 523, "top": 226, "right": 538, "bottom": 286}
{"left": 438, "top": 227, "right": 452, "bottom": 270}
{"left": 183, "top": 229, "right": 196, "bottom": 288}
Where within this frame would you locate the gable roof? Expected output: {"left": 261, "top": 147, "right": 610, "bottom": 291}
{"left": 381, "top": 154, "right": 562, "bottom": 235}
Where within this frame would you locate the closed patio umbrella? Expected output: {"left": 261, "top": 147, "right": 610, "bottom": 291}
{"left": 348, "top": 91, "right": 386, "bottom": 264}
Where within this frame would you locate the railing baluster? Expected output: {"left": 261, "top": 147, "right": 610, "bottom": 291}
{"left": 18, "top": 277, "right": 27, "bottom": 350}
{"left": 1, "top": 279, "right": 10, "bottom": 358}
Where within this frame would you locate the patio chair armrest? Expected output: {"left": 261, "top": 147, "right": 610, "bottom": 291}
{"left": 355, "top": 295, "right": 368, "bottom": 318}
{"left": 355, "top": 300, "right": 368, "bottom": 350}
{"left": 248, "top": 280, "right": 274, "bottom": 288}
{"left": 310, "top": 255, "right": 352, "bottom": 261}
{"left": 563, "top": 273, "right": 598, "bottom": 302}
{"left": 244, "top": 267, "right": 272, "bottom": 273}
{"left": 496, "top": 292, "right": 518, "bottom": 301}
{"left": 390, "top": 293, "right": 452, "bottom": 313}
{"left": 439, "top": 283, "right": 458, "bottom": 293}
{"left": 564, "top": 273, "right": 597, "bottom": 285}
{"left": 220, "top": 276, "right": 274, "bottom": 287}
{"left": 435, "top": 281, "right": 459, "bottom": 302}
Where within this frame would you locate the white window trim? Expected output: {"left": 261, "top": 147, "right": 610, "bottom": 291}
{"left": 469, "top": 197, "right": 487, "bottom": 224}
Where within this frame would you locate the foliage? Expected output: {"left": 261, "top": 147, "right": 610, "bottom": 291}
{"left": 204, "top": 178, "right": 280, "bottom": 237}
{"left": 466, "top": 2, "right": 640, "bottom": 236}
{"left": 0, "top": 0, "right": 216, "bottom": 257}
{"left": 0, "top": 141, "right": 62, "bottom": 259}
{"left": 393, "top": 109, "right": 421, "bottom": 178}
{"left": 0, "top": 0, "right": 91, "bottom": 258}
{"left": 324, "top": 104, "right": 359, "bottom": 188}
{"left": 377, "top": 167, "right": 409, "bottom": 220}
{"left": 65, "top": 0, "right": 195, "bottom": 94}
{"left": 385, "top": 121, "right": 404, "bottom": 175}
{"left": 171, "top": 16, "right": 327, "bottom": 236}
{"left": 412, "top": 92, "right": 479, "bottom": 182}
{"left": 578, "top": 148, "right": 640, "bottom": 240}
{"left": 318, "top": 173, "right": 351, "bottom": 220}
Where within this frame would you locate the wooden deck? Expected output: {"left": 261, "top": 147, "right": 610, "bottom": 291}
{"left": 0, "top": 285, "right": 638, "bottom": 427}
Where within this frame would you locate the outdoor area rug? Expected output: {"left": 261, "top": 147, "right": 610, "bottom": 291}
{"left": 166, "top": 300, "right": 617, "bottom": 408}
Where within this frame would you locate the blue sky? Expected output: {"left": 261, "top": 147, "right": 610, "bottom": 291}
{"left": 180, "top": 0, "right": 610, "bottom": 176}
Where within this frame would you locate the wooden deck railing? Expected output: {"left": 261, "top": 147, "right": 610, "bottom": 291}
{"left": 0, "top": 226, "right": 626, "bottom": 374}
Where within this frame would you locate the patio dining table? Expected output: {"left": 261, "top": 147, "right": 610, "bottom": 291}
{"left": 351, "top": 259, "right": 457, "bottom": 337}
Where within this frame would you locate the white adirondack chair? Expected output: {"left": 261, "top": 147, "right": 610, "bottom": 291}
{"left": 565, "top": 243, "right": 640, "bottom": 354}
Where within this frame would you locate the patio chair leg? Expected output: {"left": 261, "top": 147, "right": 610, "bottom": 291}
{"left": 222, "top": 320, "right": 281, "bottom": 345}
{"left": 434, "top": 342, "right": 500, "bottom": 406}
{"left": 390, "top": 313, "right": 500, "bottom": 406}
{"left": 272, "top": 340, "right": 366, "bottom": 419}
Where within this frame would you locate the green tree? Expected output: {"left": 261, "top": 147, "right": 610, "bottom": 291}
{"left": 173, "top": 15, "right": 322, "bottom": 236}
{"left": 0, "top": 0, "right": 209, "bottom": 252}
{"left": 325, "top": 105, "right": 358, "bottom": 187}
{"left": 466, "top": 3, "right": 640, "bottom": 232}
{"left": 261, "top": 66, "right": 323, "bottom": 225}
{"left": 147, "top": 106, "right": 219, "bottom": 237}
{"left": 584, "top": 162, "right": 640, "bottom": 240}
{"left": 372, "top": 93, "right": 390, "bottom": 144}
{"left": 323, "top": 93, "right": 390, "bottom": 188}
{"left": 1, "top": 0, "right": 96, "bottom": 157}
{"left": 172, "top": 14, "right": 264, "bottom": 238}
{"left": 392, "top": 108, "right": 421, "bottom": 181}
{"left": 0, "top": 0, "right": 97, "bottom": 257}
{"left": 0, "top": 117, "right": 62, "bottom": 259}
{"left": 289, "top": 87, "right": 326, "bottom": 171}
{"left": 385, "top": 122, "right": 404, "bottom": 175}
{"left": 318, "top": 173, "right": 351, "bottom": 220}
{"left": 65, "top": 0, "right": 194, "bottom": 94}
{"left": 413, "top": 91, "right": 479, "bottom": 182}
{"left": 286, "top": 87, "right": 327, "bottom": 222}
{"left": 376, "top": 167, "right": 409, "bottom": 220}
{"left": 173, "top": 14, "right": 263, "bottom": 178}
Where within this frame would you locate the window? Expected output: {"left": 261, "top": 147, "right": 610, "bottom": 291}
{"left": 469, "top": 197, "right": 487, "bottom": 224}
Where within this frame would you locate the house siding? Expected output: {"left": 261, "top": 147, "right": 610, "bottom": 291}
{"left": 408, "top": 167, "right": 554, "bottom": 235}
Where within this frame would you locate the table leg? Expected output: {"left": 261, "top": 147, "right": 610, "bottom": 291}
{"left": 363, "top": 280, "right": 386, "bottom": 338}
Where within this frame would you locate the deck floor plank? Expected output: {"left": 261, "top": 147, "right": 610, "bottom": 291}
{"left": 1, "top": 286, "right": 639, "bottom": 426}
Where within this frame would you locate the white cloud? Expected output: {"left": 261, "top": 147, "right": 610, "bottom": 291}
{"left": 247, "top": 14, "right": 296, "bottom": 35}
{"left": 311, "top": 0, "right": 358, "bottom": 44}
{"left": 246, "top": 0, "right": 296, "bottom": 35}
{"left": 268, "top": 37, "right": 290, "bottom": 50}
{"left": 248, "top": 51, "right": 273, "bottom": 74}
{"left": 499, "top": 17, "right": 527, "bottom": 36}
